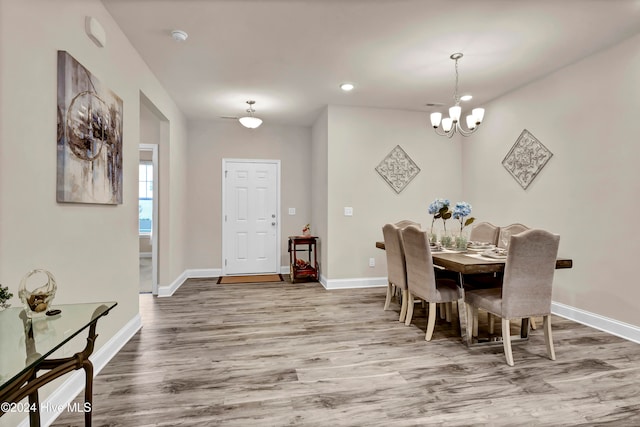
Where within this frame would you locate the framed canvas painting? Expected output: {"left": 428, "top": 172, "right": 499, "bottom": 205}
{"left": 57, "top": 51, "right": 123, "bottom": 204}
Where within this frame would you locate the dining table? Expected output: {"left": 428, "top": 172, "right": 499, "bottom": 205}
{"left": 375, "top": 241, "right": 573, "bottom": 346}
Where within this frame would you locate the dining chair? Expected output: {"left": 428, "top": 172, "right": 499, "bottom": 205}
{"left": 469, "top": 222, "right": 500, "bottom": 245}
{"left": 382, "top": 223, "right": 411, "bottom": 322}
{"left": 394, "top": 219, "right": 420, "bottom": 229}
{"left": 497, "top": 223, "right": 529, "bottom": 249}
{"left": 401, "top": 225, "right": 460, "bottom": 341}
{"left": 464, "top": 229, "right": 560, "bottom": 366}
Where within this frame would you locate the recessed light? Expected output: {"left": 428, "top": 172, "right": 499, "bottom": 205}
{"left": 460, "top": 94, "right": 473, "bottom": 101}
{"left": 340, "top": 83, "right": 354, "bottom": 92}
{"left": 171, "top": 30, "right": 188, "bottom": 42}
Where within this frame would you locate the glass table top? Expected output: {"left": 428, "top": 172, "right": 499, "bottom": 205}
{"left": 0, "top": 302, "right": 117, "bottom": 392}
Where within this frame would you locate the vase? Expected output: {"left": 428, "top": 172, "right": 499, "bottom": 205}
{"left": 440, "top": 229, "right": 454, "bottom": 249}
{"left": 428, "top": 228, "right": 438, "bottom": 244}
{"left": 454, "top": 229, "right": 470, "bottom": 251}
{"left": 18, "top": 269, "right": 57, "bottom": 318}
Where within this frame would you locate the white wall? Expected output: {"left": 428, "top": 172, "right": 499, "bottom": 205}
{"left": 311, "top": 107, "right": 329, "bottom": 277}
{"left": 0, "top": 1, "right": 188, "bottom": 423}
{"left": 324, "top": 105, "right": 462, "bottom": 281}
{"left": 462, "top": 33, "right": 640, "bottom": 328}
{"left": 185, "top": 120, "right": 312, "bottom": 271}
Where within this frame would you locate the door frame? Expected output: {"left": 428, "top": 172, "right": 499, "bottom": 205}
{"left": 221, "top": 158, "right": 281, "bottom": 276}
{"left": 140, "top": 143, "right": 159, "bottom": 295}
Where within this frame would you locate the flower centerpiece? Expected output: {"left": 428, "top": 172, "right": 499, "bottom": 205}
{"left": 428, "top": 198, "right": 452, "bottom": 246}
{"left": 0, "top": 284, "right": 13, "bottom": 310}
{"left": 302, "top": 224, "right": 311, "bottom": 236}
{"left": 452, "top": 201, "right": 475, "bottom": 250}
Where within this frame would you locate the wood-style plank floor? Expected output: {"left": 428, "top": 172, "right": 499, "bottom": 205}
{"left": 53, "top": 278, "right": 640, "bottom": 426}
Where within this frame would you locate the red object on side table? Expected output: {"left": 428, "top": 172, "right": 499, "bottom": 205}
{"left": 288, "top": 236, "right": 319, "bottom": 283}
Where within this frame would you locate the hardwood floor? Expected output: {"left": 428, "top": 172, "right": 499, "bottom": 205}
{"left": 52, "top": 278, "right": 640, "bottom": 426}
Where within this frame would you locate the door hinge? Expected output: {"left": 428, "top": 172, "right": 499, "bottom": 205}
{"left": 225, "top": 214, "right": 227, "bottom": 222}
{"left": 225, "top": 170, "right": 228, "bottom": 178}
{"left": 225, "top": 259, "right": 227, "bottom": 266}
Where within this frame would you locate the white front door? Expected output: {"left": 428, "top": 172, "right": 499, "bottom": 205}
{"left": 222, "top": 159, "right": 280, "bottom": 275}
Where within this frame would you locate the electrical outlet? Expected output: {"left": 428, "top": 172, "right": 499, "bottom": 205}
{"left": 288, "top": 207, "right": 296, "bottom": 215}
{"left": 369, "top": 257, "right": 375, "bottom": 267}
{"left": 344, "top": 207, "right": 353, "bottom": 216}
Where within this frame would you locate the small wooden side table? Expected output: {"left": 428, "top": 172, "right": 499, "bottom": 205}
{"left": 288, "top": 236, "right": 319, "bottom": 283}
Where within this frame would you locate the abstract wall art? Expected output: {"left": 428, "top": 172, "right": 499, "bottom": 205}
{"left": 57, "top": 51, "right": 123, "bottom": 204}
{"left": 375, "top": 145, "right": 420, "bottom": 194}
{"left": 502, "top": 129, "right": 553, "bottom": 190}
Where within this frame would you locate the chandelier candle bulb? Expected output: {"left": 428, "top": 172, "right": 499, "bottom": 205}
{"left": 449, "top": 106, "right": 461, "bottom": 122}
{"left": 466, "top": 115, "right": 476, "bottom": 130}
{"left": 430, "top": 112, "right": 442, "bottom": 128}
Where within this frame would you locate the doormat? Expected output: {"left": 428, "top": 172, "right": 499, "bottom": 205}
{"left": 217, "top": 274, "right": 284, "bottom": 284}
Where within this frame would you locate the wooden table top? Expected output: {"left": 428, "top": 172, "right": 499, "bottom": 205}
{"left": 375, "top": 241, "right": 572, "bottom": 274}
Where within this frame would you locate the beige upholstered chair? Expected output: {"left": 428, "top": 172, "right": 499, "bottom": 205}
{"left": 382, "top": 223, "right": 411, "bottom": 322}
{"left": 394, "top": 219, "right": 420, "bottom": 229}
{"left": 497, "top": 223, "right": 529, "bottom": 248}
{"left": 464, "top": 229, "right": 560, "bottom": 366}
{"left": 469, "top": 222, "right": 500, "bottom": 245}
{"left": 401, "top": 225, "right": 459, "bottom": 341}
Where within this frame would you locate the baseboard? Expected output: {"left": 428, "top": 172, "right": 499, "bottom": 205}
{"left": 19, "top": 313, "right": 143, "bottom": 427}
{"left": 139, "top": 252, "right": 152, "bottom": 258}
{"left": 320, "top": 275, "right": 387, "bottom": 290}
{"left": 157, "top": 268, "right": 222, "bottom": 297}
{"left": 552, "top": 301, "right": 640, "bottom": 344}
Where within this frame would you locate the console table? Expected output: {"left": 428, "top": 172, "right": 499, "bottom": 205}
{"left": 0, "top": 301, "right": 117, "bottom": 426}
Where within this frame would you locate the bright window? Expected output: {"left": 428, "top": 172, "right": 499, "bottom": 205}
{"left": 139, "top": 162, "right": 153, "bottom": 234}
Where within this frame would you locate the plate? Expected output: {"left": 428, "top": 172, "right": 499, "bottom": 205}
{"left": 482, "top": 250, "right": 507, "bottom": 259}
{"left": 445, "top": 248, "right": 467, "bottom": 253}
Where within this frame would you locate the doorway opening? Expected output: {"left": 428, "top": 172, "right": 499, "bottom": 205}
{"left": 139, "top": 144, "right": 158, "bottom": 294}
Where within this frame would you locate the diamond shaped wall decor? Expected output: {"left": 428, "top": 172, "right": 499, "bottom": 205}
{"left": 502, "top": 129, "right": 553, "bottom": 190}
{"left": 375, "top": 145, "right": 420, "bottom": 194}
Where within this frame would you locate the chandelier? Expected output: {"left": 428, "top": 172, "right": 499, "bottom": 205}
{"left": 430, "top": 53, "right": 485, "bottom": 138}
{"left": 238, "top": 100, "right": 263, "bottom": 129}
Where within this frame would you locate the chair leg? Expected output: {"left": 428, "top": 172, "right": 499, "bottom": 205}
{"left": 399, "top": 289, "right": 409, "bottom": 322}
{"left": 488, "top": 313, "right": 495, "bottom": 335}
{"left": 502, "top": 318, "right": 514, "bottom": 366}
{"left": 472, "top": 307, "right": 479, "bottom": 337}
{"left": 439, "top": 303, "right": 445, "bottom": 319}
{"left": 530, "top": 317, "right": 537, "bottom": 330}
{"left": 404, "top": 292, "right": 415, "bottom": 326}
{"left": 384, "top": 282, "right": 393, "bottom": 310}
{"left": 543, "top": 315, "right": 556, "bottom": 361}
{"left": 465, "top": 303, "right": 474, "bottom": 343}
{"left": 425, "top": 302, "right": 437, "bottom": 341}
{"left": 445, "top": 302, "right": 452, "bottom": 323}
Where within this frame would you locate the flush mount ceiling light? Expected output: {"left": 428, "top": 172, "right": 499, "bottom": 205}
{"left": 430, "top": 53, "right": 485, "bottom": 138}
{"left": 340, "top": 83, "right": 355, "bottom": 91}
{"left": 238, "top": 100, "right": 263, "bottom": 129}
{"left": 171, "top": 30, "right": 188, "bottom": 42}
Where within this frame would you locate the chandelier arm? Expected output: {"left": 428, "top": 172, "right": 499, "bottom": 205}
{"left": 455, "top": 122, "right": 480, "bottom": 137}
{"left": 432, "top": 126, "right": 456, "bottom": 138}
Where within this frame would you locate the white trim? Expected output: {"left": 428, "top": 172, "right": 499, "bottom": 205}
{"left": 320, "top": 275, "right": 388, "bottom": 290}
{"left": 20, "top": 314, "right": 142, "bottom": 427}
{"left": 221, "top": 158, "right": 281, "bottom": 276}
{"left": 156, "top": 268, "right": 222, "bottom": 297}
{"left": 139, "top": 252, "right": 152, "bottom": 258}
{"left": 552, "top": 301, "right": 640, "bottom": 344}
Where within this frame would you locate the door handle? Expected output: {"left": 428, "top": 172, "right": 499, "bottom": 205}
{"left": 272, "top": 222, "right": 276, "bottom": 226}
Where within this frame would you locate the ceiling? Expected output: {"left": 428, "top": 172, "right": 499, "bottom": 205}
{"left": 102, "top": 0, "right": 640, "bottom": 127}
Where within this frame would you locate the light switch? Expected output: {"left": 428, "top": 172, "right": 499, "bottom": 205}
{"left": 344, "top": 207, "right": 353, "bottom": 216}
{"left": 288, "top": 208, "right": 296, "bottom": 215}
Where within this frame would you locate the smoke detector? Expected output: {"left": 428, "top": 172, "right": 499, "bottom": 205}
{"left": 171, "top": 30, "right": 188, "bottom": 42}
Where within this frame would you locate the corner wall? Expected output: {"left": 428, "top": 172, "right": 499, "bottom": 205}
{"left": 462, "top": 33, "right": 640, "bottom": 328}
{"left": 324, "top": 105, "right": 462, "bottom": 283}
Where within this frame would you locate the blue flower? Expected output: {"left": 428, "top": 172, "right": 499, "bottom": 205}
{"left": 453, "top": 202, "right": 472, "bottom": 219}
{"left": 428, "top": 198, "right": 450, "bottom": 215}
